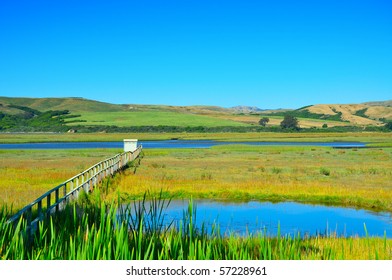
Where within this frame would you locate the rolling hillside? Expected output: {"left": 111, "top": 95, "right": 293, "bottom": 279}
{"left": 0, "top": 97, "right": 247, "bottom": 128}
{"left": 302, "top": 102, "right": 392, "bottom": 125}
{"left": 0, "top": 96, "right": 125, "bottom": 113}
{"left": 0, "top": 96, "right": 391, "bottom": 130}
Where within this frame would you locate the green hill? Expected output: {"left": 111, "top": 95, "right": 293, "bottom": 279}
{"left": 1, "top": 96, "right": 391, "bottom": 132}
{"left": 0, "top": 96, "right": 125, "bottom": 113}
{"left": 0, "top": 97, "right": 248, "bottom": 129}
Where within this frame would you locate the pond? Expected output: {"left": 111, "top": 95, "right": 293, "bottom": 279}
{"left": 0, "top": 140, "right": 366, "bottom": 149}
{"left": 121, "top": 200, "right": 392, "bottom": 238}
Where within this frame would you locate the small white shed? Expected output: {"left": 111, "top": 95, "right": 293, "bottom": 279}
{"left": 123, "top": 139, "right": 138, "bottom": 152}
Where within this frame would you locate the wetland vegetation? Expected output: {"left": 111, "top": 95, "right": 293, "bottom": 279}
{"left": 1, "top": 194, "right": 391, "bottom": 260}
{"left": 0, "top": 132, "right": 391, "bottom": 260}
{"left": 112, "top": 145, "right": 392, "bottom": 212}
{"left": 0, "top": 149, "right": 118, "bottom": 211}
{"left": 1, "top": 131, "right": 392, "bottom": 144}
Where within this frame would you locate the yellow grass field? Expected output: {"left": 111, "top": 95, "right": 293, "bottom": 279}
{"left": 0, "top": 149, "right": 119, "bottom": 211}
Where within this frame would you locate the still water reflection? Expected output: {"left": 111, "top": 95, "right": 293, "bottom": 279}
{"left": 123, "top": 200, "right": 392, "bottom": 237}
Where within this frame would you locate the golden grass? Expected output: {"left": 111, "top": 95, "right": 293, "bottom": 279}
{"left": 213, "top": 114, "right": 349, "bottom": 127}
{"left": 0, "top": 149, "right": 120, "bottom": 211}
{"left": 337, "top": 105, "right": 379, "bottom": 125}
{"left": 307, "top": 104, "right": 384, "bottom": 125}
{"left": 366, "top": 106, "right": 392, "bottom": 120}
{"left": 307, "top": 104, "right": 338, "bottom": 115}
{"left": 300, "top": 237, "right": 392, "bottom": 260}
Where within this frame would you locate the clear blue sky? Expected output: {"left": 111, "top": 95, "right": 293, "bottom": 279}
{"left": 0, "top": 0, "right": 391, "bottom": 109}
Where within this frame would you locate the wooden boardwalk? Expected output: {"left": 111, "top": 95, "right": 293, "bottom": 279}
{"left": 8, "top": 145, "right": 142, "bottom": 230}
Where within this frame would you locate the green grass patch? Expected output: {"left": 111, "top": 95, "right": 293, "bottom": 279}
{"left": 1, "top": 131, "right": 391, "bottom": 144}
{"left": 69, "top": 111, "right": 249, "bottom": 127}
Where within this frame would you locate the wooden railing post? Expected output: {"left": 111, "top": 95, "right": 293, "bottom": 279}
{"left": 26, "top": 206, "right": 32, "bottom": 228}
{"left": 55, "top": 189, "right": 59, "bottom": 212}
{"left": 46, "top": 194, "right": 51, "bottom": 217}
{"left": 37, "top": 200, "right": 42, "bottom": 220}
{"left": 47, "top": 194, "right": 51, "bottom": 210}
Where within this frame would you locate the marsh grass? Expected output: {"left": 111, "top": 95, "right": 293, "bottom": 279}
{"left": 1, "top": 134, "right": 391, "bottom": 259}
{"left": 1, "top": 197, "right": 391, "bottom": 260}
{"left": 112, "top": 145, "right": 392, "bottom": 212}
{"left": 1, "top": 131, "right": 391, "bottom": 144}
{"left": 0, "top": 149, "right": 120, "bottom": 212}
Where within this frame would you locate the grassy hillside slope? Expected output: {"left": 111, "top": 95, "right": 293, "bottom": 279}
{"left": 0, "top": 96, "right": 125, "bottom": 112}
{"left": 1, "top": 96, "right": 391, "bottom": 129}
{"left": 305, "top": 103, "right": 392, "bottom": 125}
{"left": 69, "top": 111, "right": 248, "bottom": 127}
{"left": 0, "top": 97, "right": 249, "bottom": 127}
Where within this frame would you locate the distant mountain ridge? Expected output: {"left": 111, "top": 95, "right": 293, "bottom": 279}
{"left": 230, "top": 106, "right": 264, "bottom": 113}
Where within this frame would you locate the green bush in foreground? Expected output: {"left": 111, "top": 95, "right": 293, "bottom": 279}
{"left": 1, "top": 197, "right": 391, "bottom": 260}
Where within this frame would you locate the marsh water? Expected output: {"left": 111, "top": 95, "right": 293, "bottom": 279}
{"left": 0, "top": 139, "right": 366, "bottom": 149}
{"left": 121, "top": 200, "right": 392, "bottom": 238}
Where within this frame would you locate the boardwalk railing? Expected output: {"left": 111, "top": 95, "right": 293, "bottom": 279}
{"left": 8, "top": 145, "right": 142, "bottom": 229}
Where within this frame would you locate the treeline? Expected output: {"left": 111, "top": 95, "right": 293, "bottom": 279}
{"left": 2, "top": 117, "right": 391, "bottom": 133}
{"left": 255, "top": 109, "right": 346, "bottom": 122}
{"left": 2, "top": 121, "right": 391, "bottom": 133}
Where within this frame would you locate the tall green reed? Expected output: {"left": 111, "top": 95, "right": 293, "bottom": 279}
{"left": 1, "top": 197, "right": 390, "bottom": 260}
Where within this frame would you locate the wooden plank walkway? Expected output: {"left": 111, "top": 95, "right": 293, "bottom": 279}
{"left": 8, "top": 145, "right": 142, "bottom": 230}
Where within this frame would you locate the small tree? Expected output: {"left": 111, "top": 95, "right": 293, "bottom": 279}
{"left": 258, "top": 117, "right": 269, "bottom": 127}
{"left": 322, "top": 123, "right": 328, "bottom": 128}
{"left": 280, "top": 115, "right": 299, "bottom": 130}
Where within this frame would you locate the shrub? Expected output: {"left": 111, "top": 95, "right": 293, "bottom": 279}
{"left": 320, "top": 167, "right": 330, "bottom": 176}
{"left": 200, "top": 173, "right": 213, "bottom": 180}
{"left": 271, "top": 167, "right": 282, "bottom": 174}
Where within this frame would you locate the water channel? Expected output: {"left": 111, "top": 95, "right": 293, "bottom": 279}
{"left": 0, "top": 139, "right": 366, "bottom": 149}
{"left": 121, "top": 200, "right": 392, "bottom": 238}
